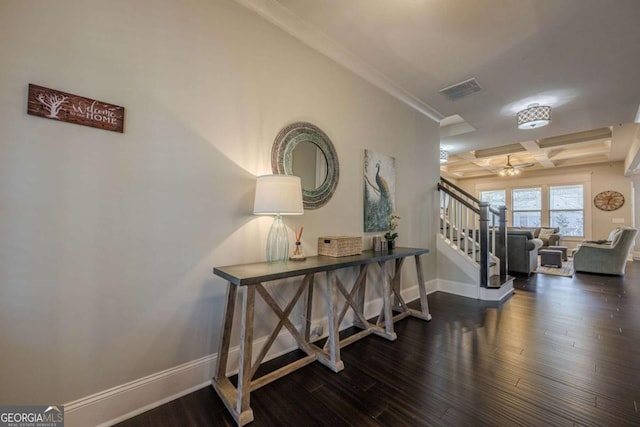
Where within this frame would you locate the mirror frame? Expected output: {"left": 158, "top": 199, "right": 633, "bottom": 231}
{"left": 272, "top": 122, "right": 339, "bottom": 210}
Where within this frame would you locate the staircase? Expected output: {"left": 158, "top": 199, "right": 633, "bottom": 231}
{"left": 437, "top": 177, "right": 514, "bottom": 301}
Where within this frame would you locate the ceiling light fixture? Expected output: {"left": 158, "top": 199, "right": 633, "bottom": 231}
{"left": 499, "top": 164, "right": 520, "bottom": 177}
{"left": 440, "top": 149, "right": 449, "bottom": 163}
{"left": 498, "top": 155, "right": 533, "bottom": 177}
{"left": 517, "top": 103, "right": 551, "bottom": 130}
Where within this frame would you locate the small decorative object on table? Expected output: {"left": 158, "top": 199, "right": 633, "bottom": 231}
{"left": 290, "top": 227, "right": 306, "bottom": 261}
{"left": 384, "top": 213, "right": 400, "bottom": 251}
{"left": 318, "top": 236, "right": 363, "bottom": 257}
{"left": 372, "top": 236, "right": 383, "bottom": 252}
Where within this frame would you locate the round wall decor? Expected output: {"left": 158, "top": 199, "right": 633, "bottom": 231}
{"left": 272, "top": 122, "right": 339, "bottom": 210}
{"left": 593, "top": 190, "right": 625, "bottom": 211}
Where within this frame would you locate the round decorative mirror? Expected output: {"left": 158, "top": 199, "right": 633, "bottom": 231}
{"left": 291, "top": 141, "right": 328, "bottom": 191}
{"left": 272, "top": 122, "right": 339, "bottom": 210}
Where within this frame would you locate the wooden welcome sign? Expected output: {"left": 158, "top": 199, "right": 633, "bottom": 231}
{"left": 27, "top": 84, "right": 125, "bottom": 133}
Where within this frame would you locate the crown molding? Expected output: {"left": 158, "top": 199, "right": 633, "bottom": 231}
{"left": 234, "top": 0, "right": 443, "bottom": 122}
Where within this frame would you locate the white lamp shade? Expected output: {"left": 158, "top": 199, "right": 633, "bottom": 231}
{"left": 253, "top": 174, "right": 304, "bottom": 215}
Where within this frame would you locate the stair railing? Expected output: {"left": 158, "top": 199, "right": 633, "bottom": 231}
{"left": 438, "top": 178, "right": 508, "bottom": 287}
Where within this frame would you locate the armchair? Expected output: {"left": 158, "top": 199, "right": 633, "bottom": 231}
{"left": 506, "top": 230, "right": 543, "bottom": 275}
{"left": 573, "top": 227, "right": 638, "bottom": 276}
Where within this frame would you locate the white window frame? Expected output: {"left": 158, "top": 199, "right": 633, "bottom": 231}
{"left": 475, "top": 173, "right": 592, "bottom": 243}
{"left": 511, "top": 187, "right": 542, "bottom": 227}
{"left": 479, "top": 189, "right": 506, "bottom": 207}
{"left": 549, "top": 184, "right": 585, "bottom": 238}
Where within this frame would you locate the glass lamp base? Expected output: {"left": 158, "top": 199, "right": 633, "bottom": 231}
{"left": 266, "top": 214, "right": 289, "bottom": 263}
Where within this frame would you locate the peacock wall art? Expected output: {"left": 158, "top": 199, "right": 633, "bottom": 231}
{"left": 363, "top": 149, "right": 396, "bottom": 232}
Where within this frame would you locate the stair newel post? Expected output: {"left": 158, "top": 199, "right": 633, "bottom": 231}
{"left": 464, "top": 207, "right": 469, "bottom": 255}
{"left": 497, "top": 205, "right": 508, "bottom": 282}
{"left": 479, "top": 201, "right": 490, "bottom": 288}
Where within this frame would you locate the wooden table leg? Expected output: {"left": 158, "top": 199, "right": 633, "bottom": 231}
{"left": 214, "top": 283, "right": 236, "bottom": 381}
{"left": 392, "top": 258, "right": 404, "bottom": 311}
{"left": 414, "top": 254, "right": 432, "bottom": 321}
{"left": 212, "top": 284, "right": 255, "bottom": 426}
{"left": 353, "top": 265, "right": 368, "bottom": 329}
{"left": 379, "top": 260, "right": 398, "bottom": 341}
{"left": 304, "top": 274, "right": 315, "bottom": 342}
{"left": 235, "top": 286, "right": 256, "bottom": 425}
{"left": 321, "top": 270, "right": 344, "bottom": 373}
{"left": 387, "top": 255, "right": 432, "bottom": 322}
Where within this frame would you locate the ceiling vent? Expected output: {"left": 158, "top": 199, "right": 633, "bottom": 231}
{"left": 439, "top": 78, "right": 482, "bottom": 101}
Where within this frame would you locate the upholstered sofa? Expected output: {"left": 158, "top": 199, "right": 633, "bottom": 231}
{"left": 509, "top": 226, "right": 561, "bottom": 249}
{"left": 505, "top": 229, "right": 543, "bottom": 275}
{"left": 574, "top": 227, "right": 638, "bottom": 276}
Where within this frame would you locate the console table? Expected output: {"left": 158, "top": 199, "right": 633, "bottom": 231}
{"left": 212, "top": 247, "right": 430, "bottom": 426}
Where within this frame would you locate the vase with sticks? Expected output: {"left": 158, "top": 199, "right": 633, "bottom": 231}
{"left": 290, "top": 227, "right": 306, "bottom": 261}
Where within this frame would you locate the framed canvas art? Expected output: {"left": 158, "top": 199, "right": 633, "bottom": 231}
{"left": 364, "top": 149, "right": 396, "bottom": 232}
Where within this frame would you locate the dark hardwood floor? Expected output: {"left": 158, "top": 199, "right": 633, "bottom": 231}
{"left": 117, "top": 261, "right": 640, "bottom": 426}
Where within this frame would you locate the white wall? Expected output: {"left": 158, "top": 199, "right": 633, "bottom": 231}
{"left": 0, "top": 0, "right": 439, "bottom": 406}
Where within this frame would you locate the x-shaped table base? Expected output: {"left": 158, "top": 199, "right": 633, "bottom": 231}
{"left": 212, "top": 249, "right": 430, "bottom": 426}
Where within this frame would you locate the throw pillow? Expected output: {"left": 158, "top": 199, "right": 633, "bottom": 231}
{"left": 610, "top": 229, "right": 623, "bottom": 246}
{"left": 607, "top": 227, "right": 621, "bottom": 242}
{"left": 538, "top": 227, "right": 555, "bottom": 245}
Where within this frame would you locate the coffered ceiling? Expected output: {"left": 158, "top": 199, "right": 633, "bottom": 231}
{"left": 237, "top": 0, "right": 640, "bottom": 177}
{"left": 441, "top": 126, "right": 619, "bottom": 179}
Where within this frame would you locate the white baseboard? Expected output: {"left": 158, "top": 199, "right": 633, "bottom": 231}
{"left": 436, "top": 278, "right": 513, "bottom": 302}
{"left": 437, "top": 278, "right": 478, "bottom": 299}
{"left": 65, "top": 280, "right": 434, "bottom": 427}
{"left": 64, "top": 355, "right": 216, "bottom": 427}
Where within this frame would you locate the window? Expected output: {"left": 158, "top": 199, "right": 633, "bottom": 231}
{"left": 549, "top": 184, "right": 584, "bottom": 237}
{"left": 512, "top": 187, "right": 541, "bottom": 227}
{"left": 477, "top": 180, "right": 588, "bottom": 239}
{"left": 479, "top": 189, "right": 506, "bottom": 207}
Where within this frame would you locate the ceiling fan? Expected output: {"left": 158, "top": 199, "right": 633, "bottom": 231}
{"left": 497, "top": 155, "right": 535, "bottom": 176}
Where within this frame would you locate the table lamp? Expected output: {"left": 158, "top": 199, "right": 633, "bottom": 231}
{"left": 253, "top": 174, "right": 304, "bottom": 262}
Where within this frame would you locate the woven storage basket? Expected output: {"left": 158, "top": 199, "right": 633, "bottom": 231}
{"left": 318, "top": 236, "right": 362, "bottom": 257}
